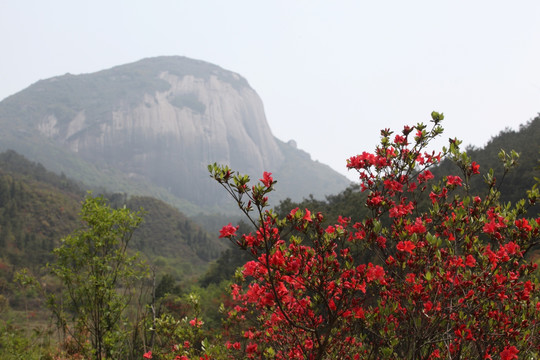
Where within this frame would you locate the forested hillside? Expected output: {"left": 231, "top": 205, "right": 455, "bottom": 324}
{"left": 124, "top": 196, "right": 226, "bottom": 276}
{"left": 0, "top": 151, "right": 224, "bottom": 307}
{"left": 0, "top": 150, "right": 83, "bottom": 271}
{"left": 433, "top": 115, "right": 540, "bottom": 205}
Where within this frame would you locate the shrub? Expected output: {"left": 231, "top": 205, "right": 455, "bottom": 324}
{"left": 209, "top": 112, "right": 539, "bottom": 359}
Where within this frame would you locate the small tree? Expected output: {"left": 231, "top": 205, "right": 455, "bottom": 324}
{"left": 210, "top": 112, "right": 540, "bottom": 359}
{"left": 48, "top": 194, "right": 148, "bottom": 360}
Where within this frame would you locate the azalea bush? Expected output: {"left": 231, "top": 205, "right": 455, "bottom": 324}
{"left": 143, "top": 292, "right": 232, "bottom": 360}
{"left": 208, "top": 112, "right": 540, "bottom": 360}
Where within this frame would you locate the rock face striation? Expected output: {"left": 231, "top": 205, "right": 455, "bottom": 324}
{"left": 0, "top": 56, "right": 350, "bottom": 212}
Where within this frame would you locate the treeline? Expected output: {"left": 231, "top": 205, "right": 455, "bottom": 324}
{"left": 433, "top": 115, "right": 540, "bottom": 206}
{"left": 0, "top": 151, "right": 83, "bottom": 270}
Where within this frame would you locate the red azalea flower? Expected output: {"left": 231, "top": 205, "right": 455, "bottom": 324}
{"left": 500, "top": 346, "right": 519, "bottom": 360}
{"left": 246, "top": 342, "right": 258, "bottom": 353}
{"left": 515, "top": 218, "right": 532, "bottom": 231}
{"left": 383, "top": 179, "right": 404, "bottom": 192}
{"left": 471, "top": 161, "right": 480, "bottom": 174}
{"left": 189, "top": 318, "right": 203, "bottom": 327}
{"left": 259, "top": 171, "right": 273, "bottom": 187}
{"left": 366, "top": 264, "right": 385, "bottom": 282}
{"left": 446, "top": 175, "right": 463, "bottom": 186}
{"left": 504, "top": 241, "right": 520, "bottom": 255}
{"left": 394, "top": 134, "right": 408, "bottom": 145}
{"left": 417, "top": 169, "right": 434, "bottom": 183}
{"left": 396, "top": 240, "right": 416, "bottom": 254}
{"left": 303, "top": 208, "right": 312, "bottom": 222}
{"left": 482, "top": 220, "right": 498, "bottom": 234}
{"left": 219, "top": 223, "right": 239, "bottom": 238}
{"left": 354, "top": 306, "right": 365, "bottom": 319}
{"left": 465, "top": 254, "right": 476, "bottom": 267}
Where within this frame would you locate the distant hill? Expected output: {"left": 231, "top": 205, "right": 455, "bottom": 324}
{"left": 0, "top": 56, "right": 350, "bottom": 214}
{"left": 0, "top": 150, "right": 225, "bottom": 304}
{"left": 437, "top": 115, "right": 540, "bottom": 206}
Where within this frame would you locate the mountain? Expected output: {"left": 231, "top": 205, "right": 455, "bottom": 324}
{"left": 0, "top": 56, "right": 350, "bottom": 213}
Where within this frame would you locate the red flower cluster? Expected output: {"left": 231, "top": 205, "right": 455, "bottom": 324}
{"left": 259, "top": 171, "right": 274, "bottom": 188}
{"left": 219, "top": 223, "right": 239, "bottom": 238}
{"left": 208, "top": 114, "right": 539, "bottom": 359}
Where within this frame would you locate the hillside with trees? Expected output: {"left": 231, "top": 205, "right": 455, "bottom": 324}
{"left": 0, "top": 56, "right": 350, "bottom": 214}
{"left": 0, "top": 150, "right": 224, "bottom": 312}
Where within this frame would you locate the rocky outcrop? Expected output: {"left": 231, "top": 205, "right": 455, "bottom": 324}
{"left": 0, "top": 56, "right": 350, "bottom": 211}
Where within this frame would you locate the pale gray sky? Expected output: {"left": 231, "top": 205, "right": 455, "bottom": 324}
{"left": 1, "top": 1, "right": 539, "bottom": 181}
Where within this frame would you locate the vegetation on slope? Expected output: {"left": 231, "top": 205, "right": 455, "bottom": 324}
{"left": 0, "top": 150, "right": 224, "bottom": 313}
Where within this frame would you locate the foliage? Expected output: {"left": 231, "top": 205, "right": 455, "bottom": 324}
{"left": 0, "top": 150, "right": 83, "bottom": 278}
{"left": 432, "top": 114, "right": 540, "bottom": 209}
{"left": 0, "top": 320, "right": 55, "bottom": 360}
{"left": 145, "top": 292, "right": 232, "bottom": 360}
{"left": 47, "top": 194, "right": 149, "bottom": 360}
{"left": 209, "top": 112, "right": 540, "bottom": 359}
{"left": 0, "top": 151, "right": 223, "bottom": 318}
{"left": 125, "top": 196, "right": 225, "bottom": 266}
{"left": 168, "top": 93, "right": 207, "bottom": 113}
{"left": 199, "top": 221, "right": 253, "bottom": 287}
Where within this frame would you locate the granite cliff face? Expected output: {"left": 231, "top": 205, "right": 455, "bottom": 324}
{"left": 0, "top": 56, "right": 349, "bottom": 211}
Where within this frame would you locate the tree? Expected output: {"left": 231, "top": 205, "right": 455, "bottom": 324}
{"left": 48, "top": 194, "right": 148, "bottom": 360}
{"left": 209, "top": 112, "right": 540, "bottom": 359}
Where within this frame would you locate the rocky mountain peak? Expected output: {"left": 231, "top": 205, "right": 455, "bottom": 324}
{"left": 0, "top": 56, "right": 350, "bottom": 212}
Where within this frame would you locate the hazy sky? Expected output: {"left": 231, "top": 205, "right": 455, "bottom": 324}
{"left": 1, "top": 1, "right": 539, "bottom": 181}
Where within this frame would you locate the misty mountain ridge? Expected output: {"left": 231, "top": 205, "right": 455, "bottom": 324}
{"left": 0, "top": 56, "right": 350, "bottom": 214}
